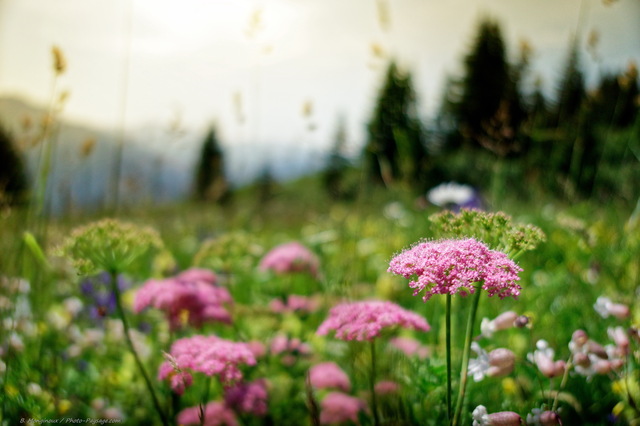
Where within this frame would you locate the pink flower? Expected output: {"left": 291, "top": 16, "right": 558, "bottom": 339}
{"left": 270, "top": 294, "right": 321, "bottom": 314}
{"left": 389, "top": 336, "right": 430, "bottom": 359}
{"left": 480, "top": 311, "right": 519, "bottom": 338}
{"left": 158, "top": 335, "right": 256, "bottom": 392}
{"left": 527, "top": 340, "right": 565, "bottom": 378}
{"left": 468, "top": 342, "right": 515, "bottom": 381}
{"left": 224, "top": 379, "right": 268, "bottom": 417}
{"left": 473, "top": 405, "right": 523, "bottom": 426}
{"left": 317, "top": 300, "right": 430, "bottom": 341}
{"left": 269, "top": 334, "right": 312, "bottom": 366}
{"left": 319, "top": 392, "right": 368, "bottom": 425}
{"left": 177, "top": 400, "right": 238, "bottom": 426}
{"left": 309, "top": 362, "right": 351, "bottom": 392}
{"left": 134, "top": 268, "right": 233, "bottom": 330}
{"left": 594, "top": 297, "right": 630, "bottom": 320}
{"left": 374, "top": 380, "right": 400, "bottom": 395}
{"left": 259, "top": 242, "right": 320, "bottom": 278}
{"left": 388, "top": 238, "right": 522, "bottom": 301}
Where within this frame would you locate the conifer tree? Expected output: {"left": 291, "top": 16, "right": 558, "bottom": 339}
{"left": 194, "top": 126, "right": 228, "bottom": 202}
{"left": 364, "top": 61, "right": 426, "bottom": 186}
{"left": 454, "top": 17, "right": 525, "bottom": 156}
{"left": 323, "top": 117, "right": 350, "bottom": 199}
{"left": 0, "top": 124, "right": 28, "bottom": 205}
{"left": 554, "top": 38, "right": 586, "bottom": 125}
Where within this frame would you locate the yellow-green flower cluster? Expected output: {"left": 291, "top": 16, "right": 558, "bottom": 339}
{"left": 429, "top": 209, "right": 546, "bottom": 258}
{"left": 59, "top": 218, "right": 164, "bottom": 276}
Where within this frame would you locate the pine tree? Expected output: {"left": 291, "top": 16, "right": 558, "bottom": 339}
{"left": 364, "top": 61, "right": 427, "bottom": 186}
{"left": 0, "top": 124, "right": 28, "bottom": 206}
{"left": 194, "top": 126, "right": 228, "bottom": 202}
{"left": 455, "top": 17, "right": 525, "bottom": 156}
{"left": 554, "top": 38, "right": 586, "bottom": 125}
{"left": 323, "top": 117, "right": 350, "bottom": 199}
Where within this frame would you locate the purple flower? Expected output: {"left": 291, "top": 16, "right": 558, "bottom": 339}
{"left": 224, "top": 379, "right": 268, "bottom": 417}
{"left": 308, "top": 362, "right": 351, "bottom": 392}
{"left": 134, "top": 268, "right": 233, "bottom": 330}
{"left": 317, "top": 300, "right": 430, "bottom": 341}
{"left": 319, "top": 392, "right": 368, "bottom": 425}
{"left": 388, "top": 238, "right": 522, "bottom": 302}
{"left": 79, "top": 272, "right": 130, "bottom": 321}
{"left": 259, "top": 242, "right": 320, "bottom": 278}
{"left": 158, "top": 335, "right": 256, "bottom": 393}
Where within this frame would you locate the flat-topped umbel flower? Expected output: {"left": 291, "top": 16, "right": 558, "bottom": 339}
{"left": 388, "top": 238, "right": 522, "bottom": 302}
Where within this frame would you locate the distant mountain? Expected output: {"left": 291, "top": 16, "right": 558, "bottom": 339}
{"left": 0, "top": 96, "right": 332, "bottom": 214}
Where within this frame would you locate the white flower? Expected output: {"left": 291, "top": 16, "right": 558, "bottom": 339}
{"left": 472, "top": 405, "right": 490, "bottom": 426}
{"left": 427, "top": 182, "right": 476, "bottom": 207}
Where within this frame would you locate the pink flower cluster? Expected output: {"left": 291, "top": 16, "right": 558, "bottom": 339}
{"left": 319, "top": 392, "right": 368, "bottom": 425}
{"left": 308, "top": 362, "right": 351, "bottom": 392}
{"left": 317, "top": 300, "right": 430, "bottom": 341}
{"left": 224, "top": 379, "right": 269, "bottom": 417}
{"left": 388, "top": 238, "right": 522, "bottom": 301}
{"left": 270, "top": 334, "right": 312, "bottom": 366}
{"left": 177, "top": 400, "right": 238, "bottom": 426}
{"left": 158, "top": 335, "right": 256, "bottom": 393}
{"left": 270, "top": 294, "right": 321, "bottom": 314}
{"left": 134, "top": 268, "right": 233, "bottom": 330}
{"left": 389, "top": 336, "right": 430, "bottom": 359}
{"left": 133, "top": 268, "right": 233, "bottom": 330}
{"left": 259, "top": 242, "right": 320, "bottom": 278}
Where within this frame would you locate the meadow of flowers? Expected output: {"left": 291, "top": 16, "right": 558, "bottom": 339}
{"left": 1, "top": 188, "right": 639, "bottom": 425}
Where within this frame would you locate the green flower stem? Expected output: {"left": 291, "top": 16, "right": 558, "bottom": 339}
{"left": 110, "top": 270, "right": 169, "bottom": 426}
{"left": 370, "top": 339, "right": 380, "bottom": 426}
{"left": 446, "top": 293, "right": 452, "bottom": 424}
{"left": 452, "top": 283, "right": 483, "bottom": 426}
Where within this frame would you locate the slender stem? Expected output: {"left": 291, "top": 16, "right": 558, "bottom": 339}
{"left": 452, "top": 283, "right": 483, "bottom": 426}
{"left": 110, "top": 270, "right": 169, "bottom": 426}
{"left": 445, "top": 294, "right": 452, "bottom": 424}
{"left": 369, "top": 339, "right": 380, "bottom": 426}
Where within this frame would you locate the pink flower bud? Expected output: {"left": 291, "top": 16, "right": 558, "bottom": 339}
{"left": 488, "top": 348, "right": 516, "bottom": 377}
{"left": 493, "top": 311, "right": 519, "bottom": 330}
{"left": 607, "top": 303, "right": 630, "bottom": 320}
{"left": 573, "top": 352, "right": 590, "bottom": 368}
{"left": 571, "top": 329, "right": 588, "bottom": 347}
{"left": 608, "top": 326, "right": 629, "bottom": 354}
{"left": 538, "top": 411, "right": 562, "bottom": 425}
{"left": 487, "top": 411, "right": 524, "bottom": 425}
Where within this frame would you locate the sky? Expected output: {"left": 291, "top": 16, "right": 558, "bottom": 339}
{"left": 1, "top": 0, "right": 639, "bottom": 154}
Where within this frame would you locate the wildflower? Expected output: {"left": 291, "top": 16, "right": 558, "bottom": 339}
{"left": 472, "top": 405, "right": 523, "bottom": 426}
{"left": 177, "top": 400, "right": 238, "bottom": 426}
{"left": 259, "top": 241, "right": 320, "bottom": 278}
{"left": 388, "top": 238, "right": 522, "bottom": 302}
{"left": 389, "top": 336, "right": 430, "bottom": 359}
{"left": 134, "top": 268, "right": 233, "bottom": 330}
{"left": 269, "top": 334, "right": 312, "bottom": 366}
{"left": 480, "top": 311, "right": 519, "bottom": 338}
{"left": 224, "top": 379, "right": 268, "bottom": 416}
{"left": 527, "top": 340, "right": 565, "bottom": 378}
{"left": 52, "top": 45, "right": 66, "bottom": 74}
{"left": 80, "top": 272, "right": 130, "bottom": 322}
{"left": 59, "top": 218, "right": 164, "bottom": 276}
{"left": 309, "top": 362, "right": 351, "bottom": 392}
{"left": 468, "top": 342, "right": 515, "bottom": 381}
{"left": 608, "top": 326, "right": 630, "bottom": 355}
{"left": 158, "top": 335, "right": 256, "bottom": 393}
{"left": 594, "top": 297, "right": 630, "bottom": 320}
{"left": 427, "top": 182, "right": 483, "bottom": 211}
{"left": 319, "top": 392, "right": 368, "bottom": 425}
{"left": 269, "top": 294, "right": 321, "bottom": 314}
{"left": 317, "top": 300, "right": 430, "bottom": 341}
{"left": 527, "top": 408, "right": 562, "bottom": 425}
{"left": 374, "top": 380, "right": 400, "bottom": 395}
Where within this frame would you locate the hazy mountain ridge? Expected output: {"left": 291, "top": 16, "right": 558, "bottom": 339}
{"left": 0, "top": 96, "right": 331, "bottom": 213}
